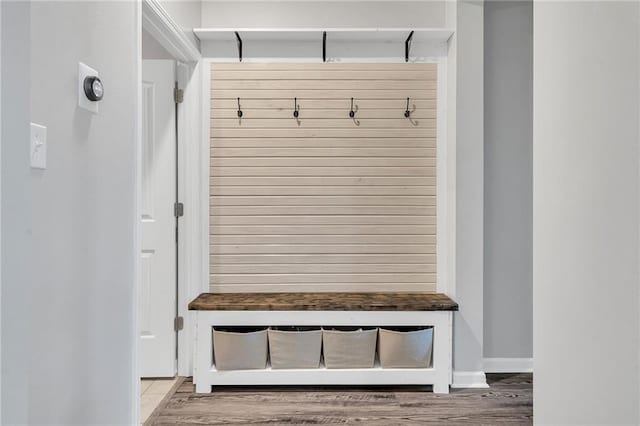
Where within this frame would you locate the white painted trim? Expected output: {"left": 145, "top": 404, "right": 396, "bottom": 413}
{"left": 132, "top": 0, "right": 142, "bottom": 423}
{"left": 0, "top": 2, "right": 3, "bottom": 419}
{"left": 141, "top": 0, "right": 200, "bottom": 64}
{"left": 436, "top": 59, "right": 453, "bottom": 295}
{"left": 200, "top": 61, "right": 212, "bottom": 290}
{"left": 444, "top": 37, "right": 456, "bottom": 300}
{"left": 176, "top": 60, "right": 204, "bottom": 377}
{"left": 451, "top": 371, "right": 489, "bottom": 389}
{"left": 187, "top": 59, "right": 212, "bottom": 381}
{"left": 483, "top": 358, "right": 533, "bottom": 373}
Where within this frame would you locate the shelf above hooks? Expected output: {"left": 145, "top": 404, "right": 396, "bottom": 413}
{"left": 193, "top": 28, "right": 454, "bottom": 44}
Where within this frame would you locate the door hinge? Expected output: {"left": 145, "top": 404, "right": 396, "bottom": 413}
{"left": 174, "top": 316, "right": 184, "bottom": 332}
{"left": 174, "top": 202, "right": 184, "bottom": 218}
{"left": 174, "top": 87, "right": 184, "bottom": 104}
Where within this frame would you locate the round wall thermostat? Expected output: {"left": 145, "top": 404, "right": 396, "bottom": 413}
{"left": 83, "top": 76, "right": 104, "bottom": 102}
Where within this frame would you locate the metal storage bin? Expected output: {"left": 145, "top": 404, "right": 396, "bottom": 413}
{"left": 268, "top": 326, "right": 322, "bottom": 369}
{"left": 378, "top": 327, "right": 433, "bottom": 368}
{"left": 322, "top": 327, "right": 378, "bottom": 369}
{"left": 212, "top": 327, "right": 268, "bottom": 370}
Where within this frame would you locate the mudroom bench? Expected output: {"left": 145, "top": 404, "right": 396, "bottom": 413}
{"left": 188, "top": 292, "right": 458, "bottom": 394}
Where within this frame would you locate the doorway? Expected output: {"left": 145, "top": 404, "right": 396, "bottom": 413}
{"left": 137, "top": 5, "right": 202, "bottom": 421}
{"left": 139, "top": 28, "right": 180, "bottom": 422}
{"left": 140, "top": 58, "right": 178, "bottom": 379}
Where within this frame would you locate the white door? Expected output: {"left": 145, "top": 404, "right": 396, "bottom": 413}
{"left": 140, "top": 60, "right": 176, "bottom": 378}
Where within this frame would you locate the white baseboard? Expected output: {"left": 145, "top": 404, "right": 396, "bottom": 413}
{"left": 483, "top": 358, "right": 533, "bottom": 373}
{"left": 451, "top": 371, "right": 489, "bottom": 388}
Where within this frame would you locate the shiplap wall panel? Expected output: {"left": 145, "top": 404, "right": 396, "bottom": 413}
{"left": 210, "top": 63, "right": 437, "bottom": 293}
{"left": 211, "top": 139, "right": 436, "bottom": 148}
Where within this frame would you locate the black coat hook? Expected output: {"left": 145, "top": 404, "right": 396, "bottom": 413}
{"left": 349, "top": 97, "right": 360, "bottom": 126}
{"left": 293, "top": 97, "right": 299, "bottom": 118}
{"left": 237, "top": 97, "right": 243, "bottom": 118}
{"left": 404, "top": 97, "right": 411, "bottom": 118}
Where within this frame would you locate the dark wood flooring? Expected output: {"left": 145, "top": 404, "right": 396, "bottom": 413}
{"left": 145, "top": 373, "right": 532, "bottom": 425}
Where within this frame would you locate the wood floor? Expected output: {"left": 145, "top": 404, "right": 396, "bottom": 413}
{"left": 145, "top": 373, "right": 532, "bottom": 425}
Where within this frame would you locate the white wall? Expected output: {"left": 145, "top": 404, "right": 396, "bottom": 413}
{"left": 2, "top": 2, "right": 139, "bottom": 424}
{"left": 161, "top": 0, "right": 201, "bottom": 31}
{"left": 0, "top": 1, "right": 3, "bottom": 418}
{"left": 452, "top": 0, "right": 485, "bottom": 381}
{"left": 143, "top": 28, "right": 174, "bottom": 59}
{"left": 1, "top": 2, "right": 31, "bottom": 424}
{"left": 201, "top": 1, "right": 447, "bottom": 29}
{"left": 483, "top": 0, "right": 532, "bottom": 361}
{"left": 533, "top": 1, "right": 640, "bottom": 424}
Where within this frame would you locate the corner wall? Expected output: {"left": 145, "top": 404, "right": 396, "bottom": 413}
{"left": 483, "top": 0, "right": 533, "bottom": 363}
{"left": 1, "top": 2, "right": 31, "bottom": 424}
{"left": 452, "top": 0, "right": 485, "bottom": 384}
{"left": 2, "top": 2, "right": 139, "bottom": 424}
{"left": 26, "top": 2, "right": 139, "bottom": 423}
{"left": 533, "top": 1, "right": 640, "bottom": 423}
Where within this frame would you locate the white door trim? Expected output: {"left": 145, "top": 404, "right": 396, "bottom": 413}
{"left": 133, "top": 1, "right": 142, "bottom": 423}
{"left": 0, "top": 2, "right": 4, "bottom": 419}
{"left": 176, "top": 61, "right": 204, "bottom": 377}
{"left": 141, "top": 0, "right": 200, "bottom": 64}
{"left": 135, "top": 0, "right": 202, "bottom": 420}
{"left": 140, "top": 59, "right": 178, "bottom": 378}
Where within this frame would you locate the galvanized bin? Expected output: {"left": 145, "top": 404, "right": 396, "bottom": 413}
{"left": 378, "top": 327, "right": 433, "bottom": 368}
{"left": 268, "top": 326, "right": 322, "bottom": 369}
{"left": 322, "top": 327, "right": 378, "bottom": 369}
{"left": 212, "top": 327, "right": 268, "bottom": 370}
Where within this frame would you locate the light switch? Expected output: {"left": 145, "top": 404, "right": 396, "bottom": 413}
{"left": 30, "top": 123, "right": 47, "bottom": 169}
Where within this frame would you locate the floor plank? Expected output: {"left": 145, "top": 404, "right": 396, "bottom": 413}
{"left": 147, "top": 374, "right": 532, "bottom": 425}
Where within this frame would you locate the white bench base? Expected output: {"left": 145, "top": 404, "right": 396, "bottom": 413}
{"left": 194, "top": 310, "right": 453, "bottom": 394}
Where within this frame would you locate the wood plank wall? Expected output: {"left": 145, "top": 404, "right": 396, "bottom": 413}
{"left": 210, "top": 63, "right": 437, "bottom": 293}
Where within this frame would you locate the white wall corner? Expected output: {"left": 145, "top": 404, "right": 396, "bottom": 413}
{"left": 483, "top": 358, "right": 533, "bottom": 373}
{"left": 451, "top": 371, "right": 489, "bottom": 389}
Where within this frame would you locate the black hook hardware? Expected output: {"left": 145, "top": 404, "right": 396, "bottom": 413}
{"left": 405, "top": 31, "right": 414, "bottom": 63}
{"left": 349, "top": 97, "right": 356, "bottom": 118}
{"left": 293, "top": 97, "right": 299, "bottom": 118}
{"left": 237, "top": 97, "right": 243, "bottom": 118}
{"left": 404, "top": 97, "right": 411, "bottom": 118}
{"left": 322, "top": 31, "right": 327, "bottom": 63}
{"left": 235, "top": 31, "right": 243, "bottom": 62}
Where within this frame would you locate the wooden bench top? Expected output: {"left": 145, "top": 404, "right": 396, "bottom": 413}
{"left": 188, "top": 292, "right": 458, "bottom": 312}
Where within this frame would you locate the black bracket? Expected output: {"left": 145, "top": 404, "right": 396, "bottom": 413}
{"left": 405, "top": 30, "right": 414, "bottom": 63}
{"left": 322, "top": 31, "right": 327, "bottom": 63}
{"left": 235, "top": 31, "right": 243, "bottom": 62}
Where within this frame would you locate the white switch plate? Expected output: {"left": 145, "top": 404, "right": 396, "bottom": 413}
{"left": 30, "top": 123, "right": 47, "bottom": 169}
{"left": 78, "top": 62, "right": 99, "bottom": 113}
